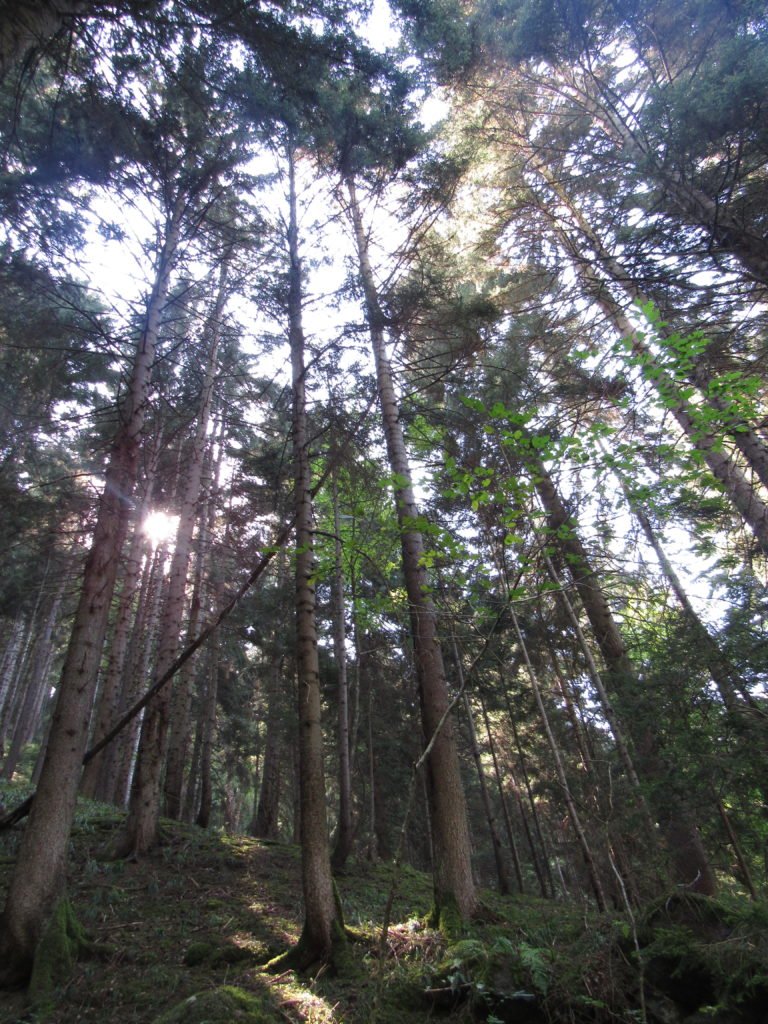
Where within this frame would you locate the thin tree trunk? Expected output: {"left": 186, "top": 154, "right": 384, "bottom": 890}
{"left": 364, "top": 635, "right": 378, "bottom": 862}
{"left": 478, "top": 690, "right": 546, "bottom": 897}
{"left": 533, "top": 164, "right": 768, "bottom": 490}
{"left": 0, "top": 618, "right": 25, "bottom": 740}
{"left": 506, "top": 693, "right": 558, "bottom": 899}
{"left": 195, "top": 641, "right": 219, "bottom": 829}
{"left": 716, "top": 797, "right": 758, "bottom": 900}
{"left": 284, "top": 146, "right": 338, "bottom": 964}
{"left": 80, "top": 471, "right": 158, "bottom": 801}
{"left": 510, "top": 608, "right": 608, "bottom": 911}
{"left": 118, "top": 259, "right": 227, "bottom": 857}
{"left": 631, "top": 497, "right": 761, "bottom": 712}
{"left": 461, "top": 690, "right": 514, "bottom": 894}
{"left": 345, "top": 175, "right": 476, "bottom": 925}
{"left": 2, "top": 583, "right": 63, "bottom": 782}
{"left": 164, "top": 426, "right": 222, "bottom": 820}
{"left": 108, "top": 545, "right": 162, "bottom": 807}
{"left": 549, "top": 214, "right": 768, "bottom": 552}
{"left": 530, "top": 459, "right": 718, "bottom": 894}
{"left": 449, "top": 634, "right": 513, "bottom": 894}
{"left": 250, "top": 655, "right": 282, "bottom": 840}
{"left": 0, "top": 194, "right": 183, "bottom": 985}
{"left": 182, "top": 713, "right": 203, "bottom": 824}
{"left": 557, "top": 73, "right": 768, "bottom": 288}
{"left": 331, "top": 470, "right": 353, "bottom": 871}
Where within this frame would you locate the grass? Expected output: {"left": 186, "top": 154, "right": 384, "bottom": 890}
{"left": 1, "top": 783, "right": 767, "bottom": 1023}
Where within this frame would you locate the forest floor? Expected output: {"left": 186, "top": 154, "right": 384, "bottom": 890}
{"left": 1, "top": 786, "right": 767, "bottom": 1024}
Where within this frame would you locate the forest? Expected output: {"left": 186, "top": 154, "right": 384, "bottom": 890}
{"left": 0, "top": 0, "right": 767, "bottom": 1021}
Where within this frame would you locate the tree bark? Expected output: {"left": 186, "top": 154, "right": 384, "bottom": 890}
{"left": 0, "top": 193, "right": 183, "bottom": 986}
{"left": 509, "top": 608, "right": 608, "bottom": 911}
{"left": 285, "top": 146, "right": 338, "bottom": 964}
{"left": 79, "top": 473, "right": 157, "bottom": 801}
{"left": 530, "top": 458, "right": 718, "bottom": 895}
{"left": 108, "top": 543, "right": 164, "bottom": 807}
{"left": 164, "top": 420, "right": 223, "bottom": 819}
{"left": 479, "top": 691, "right": 547, "bottom": 897}
{"left": 250, "top": 654, "right": 282, "bottom": 840}
{"left": 117, "top": 258, "right": 227, "bottom": 857}
{"left": 345, "top": 175, "right": 476, "bottom": 925}
{"left": 195, "top": 639, "right": 220, "bottom": 829}
{"left": 542, "top": 199, "right": 768, "bottom": 552}
{"left": 330, "top": 470, "right": 354, "bottom": 872}
{"left": 2, "top": 583, "right": 63, "bottom": 782}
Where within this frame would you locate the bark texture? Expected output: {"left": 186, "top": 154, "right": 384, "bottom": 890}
{"left": 346, "top": 176, "right": 476, "bottom": 923}
{"left": 0, "top": 196, "right": 181, "bottom": 985}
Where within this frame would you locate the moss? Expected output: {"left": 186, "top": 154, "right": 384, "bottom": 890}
{"left": 265, "top": 912, "right": 348, "bottom": 974}
{"left": 152, "top": 985, "right": 278, "bottom": 1023}
{"left": 184, "top": 939, "right": 257, "bottom": 968}
{"left": 436, "top": 892, "right": 466, "bottom": 937}
{"left": 183, "top": 941, "right": 215, "bottom": 966}
{"left": 27, "top": 896, "right": 91, "bottom": 1012}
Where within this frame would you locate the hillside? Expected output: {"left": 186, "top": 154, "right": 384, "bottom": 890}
{"left": 1, "top": 787, "right": 767, "bottom": 1024}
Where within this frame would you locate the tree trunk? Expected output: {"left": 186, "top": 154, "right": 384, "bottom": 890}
{"left": 285, "top": 146, "right": 338, "bottom": 964}
{"left": 461, "top": 690, "right": 513, "bottom": 894}
{"left": 345, "top": 175, "right": 476, "bottom": 926}
{"left": 560, "top": 72, "right": 768, "bottom": 288}
{"left": 2, "top": 583, "right": 63, "bottom": 782}
{"left": 0, "top": 195, "right": 183, "bottom": 986}
{"left": 79, "top": 472, "right": 157, "bottom": 801}
{"left": 543, "top": 203, "right": 768, "bottom": 553}
{"left": 195, "top": 641, "right": 220, "bottom": 829}
{"left": 331, "top": 470, "right": 353, "bottom": 872}
{"left": 510, "top": 608, "right": 608, "bottom": 911}
{"left": 530, "top": 458, "right": 718, "bottom": 895}
{"left": 479, "top": 691, "right": 547, "bottom": 897}
{"left": 108, "top": 543, "right": 164, "bottom": 807}
{"left": 0, "top": 0, "right": 89, "bottom": 79}
{"left": 250, "top": 655, "right": 282, "bottom": 841}
{"left": 0, "top": 618, "right": 26, "bottom": 747}
{"left": 117, "top": 260, "right": 226, "bottom": 857}
{"left": 506, "top": 696, "right": 558, "bottom": 897}
{"left": 164, "top": 426, "right": 222, "bottom": 820}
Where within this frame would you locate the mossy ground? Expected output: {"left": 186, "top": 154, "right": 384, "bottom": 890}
{"left": 1, "top": 781, "right": 766, "bottom": 1023}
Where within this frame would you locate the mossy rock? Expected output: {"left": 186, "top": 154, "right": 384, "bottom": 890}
{"left": 183, "top": 940, "right": 258, "bottom": 968}
{"left": 183, "top": 941, "right": 215, "bottom": 967}
{"left": 152, "top": 985, "right": 278, "bottom": 1023}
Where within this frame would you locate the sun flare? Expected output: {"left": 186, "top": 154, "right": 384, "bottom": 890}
{"left": 142, "top": 510, "right": 179, "bottom": 548}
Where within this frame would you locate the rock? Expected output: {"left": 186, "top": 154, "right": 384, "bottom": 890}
{"left": 152, "top": 985, "right": 279, "bottom": 1023}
